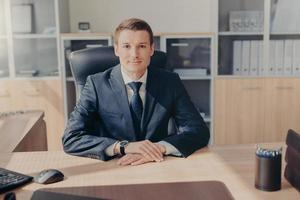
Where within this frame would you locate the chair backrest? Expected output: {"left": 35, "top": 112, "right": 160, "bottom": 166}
{"left": 284, "top": 129, "right": 300, "bottom": 191}
{"left": 69, "top": 46, "right": 167, "bottom": 99}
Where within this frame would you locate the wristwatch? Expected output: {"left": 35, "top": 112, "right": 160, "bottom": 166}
{"left": 119, "top": 140, "right": 129, "bottom": 155}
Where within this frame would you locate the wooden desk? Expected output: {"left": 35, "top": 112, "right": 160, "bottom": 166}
{"left": 0, "top": 144, "right": 298, "bottom": 200}
{"left": 0, "top": 110, "right": 47, "bottom": 152}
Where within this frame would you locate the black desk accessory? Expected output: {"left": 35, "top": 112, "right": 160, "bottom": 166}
{"left": 0, "top": 168, "right": 33, "bottom": 194}
{"left": 255, "top": 146, "right": 282, "bottom": 191}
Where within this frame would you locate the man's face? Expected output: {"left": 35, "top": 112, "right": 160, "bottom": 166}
{"left": 114, "top": 30, "right": 154, "bottom": 76}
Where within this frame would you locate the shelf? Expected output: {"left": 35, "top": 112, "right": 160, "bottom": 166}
{"left": 61, "top": 33, "right": 112, "bottom": 39}
{"left": 219, "top": 32, "right": 264, "bottom": 36}
{"left": 179, "top": 75, "right": 211, "bottom": 80}
{"left": 0, "top": 70, "right": 9, "bottom": 78}
{"left": 270, "top": 32, "right": 300, "bottom": 36}
{"left": 216, "top": 75, "right": 264, "bottom": 79}
{"left": 216, "top": 75, "right": 300, "bottom": 79}
{"left": 15, "top": 73, "right": 60, "bottom": 78}
{"left": 12, "top": 76, "right": 61, "bottom": 80}
{"left": 159, "top": 32, "right": 214, "bottom": 36}
{"left": 13, "top": 34, "right": 56, "bottom": 39}
{"left": 66, "top": 77, "right": 75, "bottom": 82}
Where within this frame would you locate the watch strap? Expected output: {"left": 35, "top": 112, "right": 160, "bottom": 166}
{"left": 120, "top": 141, "right": 128, "bottom": 155}
{"left": 120, "top": 145, "right": 126, "bottom": 155}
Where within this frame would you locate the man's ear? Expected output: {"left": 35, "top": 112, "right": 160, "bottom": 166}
{"left": 114, "top": 44, "right": 119, "bottom": 57}
{"left": 150, "top": 43, "right": 154, "bottom": 56}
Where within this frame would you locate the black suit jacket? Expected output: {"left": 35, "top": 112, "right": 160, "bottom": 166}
{"left": 62, "top": 65, "right": 210, "bottom": 160}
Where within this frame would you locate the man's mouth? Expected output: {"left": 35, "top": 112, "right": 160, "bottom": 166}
{"left": 130, "top": 61, "right": 142, "bottom": 64}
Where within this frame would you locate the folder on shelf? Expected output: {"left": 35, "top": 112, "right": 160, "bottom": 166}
{"left": 283, "top": 40, "right": 293, "bottom": 76}
{"left": 258, "top": 41, "right": 264, "bottom": 76}
{"left": 275, "top": 40, "right": 284, "bottom": 75}
{"left": 249, "top": 40, "right": 259, "bottom": 76}
{"left": 271, "top": 0, "right": 300, "bottom": 32}
{"left": 173, "top": 68, "right": 207, "bottom": 77}
{"left": 229, "top": 11, "right": 264, "bottom": 32}
{"left": 85, "top": 44, "right": 104, "bottom": 48}
{"left": 268, "top": 40, "right": 276, "bottom": 76}
{"left": 11, "top": 4, "right": 33, "bottom": 33}
{"left": 233, "top": 40, "right": 242, "bottom": 75}
{"left": 241, "top": 41, "right": 250, "bottom": 76}
{"left": 292, "top": 40, "right": 300, "bottom": 76}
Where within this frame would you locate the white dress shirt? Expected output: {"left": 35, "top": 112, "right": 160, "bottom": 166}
{"left": 105, "top": 66, "right": 181, "bottom": 157}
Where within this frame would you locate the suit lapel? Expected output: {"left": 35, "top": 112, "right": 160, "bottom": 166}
{"left": 141, "top": 68, "right": 159, "bottom": 133}
{"left": 109, "top": 65, "right": 136, "bottom": 141}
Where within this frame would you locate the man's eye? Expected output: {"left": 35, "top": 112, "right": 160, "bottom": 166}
{"left": 140, "top": 45, "right": 146, "bottom": 48}
{"left": 123, "top": 45, "right": 130, "bottom": 48}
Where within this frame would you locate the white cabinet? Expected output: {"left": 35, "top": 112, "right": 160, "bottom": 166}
{"left": 161, "top": 34, "right": 214, "bottom": 131}
{"left": 0, "top": 0, "right": 9, "bottom": 78}
{"left": 217, "top": 0, "right": 300, "bottom": 77}
{"left": 0, "top": 0, "right": 69, "bottom": 150}
{"left": 4, "top": 0, "right": 64, "bottom": 78}
{"left": 218, "top": 0, "right": 265, "bottom": 76}
{"left": 214, "top": 0, "right": 300, "bottom": 144}
{"left": 0, "top": 0, "right": 70, "bottom": 78}
{"left": 13, "top": 37, "right": 59, "bottom": 77}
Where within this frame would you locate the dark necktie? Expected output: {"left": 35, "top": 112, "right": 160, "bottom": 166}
{"left": 128, "top": 82, "right": 143, "bottom": 140}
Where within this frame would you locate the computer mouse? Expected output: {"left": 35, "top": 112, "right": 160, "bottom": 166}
{"left": 34, "top": 169, "right": 64, "bottom": 184}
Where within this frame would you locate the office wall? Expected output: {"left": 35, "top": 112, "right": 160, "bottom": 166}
{"left": 68, "top": 0, "right": 213, "bottom": 33}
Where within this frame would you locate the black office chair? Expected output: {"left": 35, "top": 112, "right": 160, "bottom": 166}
{"left": 284, "top": 129, "right": 300, "bottom": 191}
{"left": 68, "top": 46, "right": 176, "bottom": 134}
{"left": 69, "top": 46, "right": 167, "bottom": 100}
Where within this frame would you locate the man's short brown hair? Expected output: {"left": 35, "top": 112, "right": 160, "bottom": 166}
{"left": 114, "top": 18, "right": 154, "bottom": 45}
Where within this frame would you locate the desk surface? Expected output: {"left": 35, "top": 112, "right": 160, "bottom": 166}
{"left": 0, "top": 143, "right": 299, "bottom": 200}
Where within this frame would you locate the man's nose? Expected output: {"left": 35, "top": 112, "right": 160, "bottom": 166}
{"left": 130, "top": 47, "right": 139, "bottom": 57}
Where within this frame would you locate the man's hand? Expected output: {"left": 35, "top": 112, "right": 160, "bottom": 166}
{"left": 125, "top": 140, "right": 164, "bottom": 162}
{"left": 117, "top": 153, "right": 153, "bottom": 166}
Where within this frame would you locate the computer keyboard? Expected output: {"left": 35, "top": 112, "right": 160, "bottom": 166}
{"left": 0, "top": 168, "right": 33, "bottom": 194}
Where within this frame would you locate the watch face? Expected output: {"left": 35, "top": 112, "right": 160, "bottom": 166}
{"left": 120, "top": 140, "right": 129, "bottom": 147}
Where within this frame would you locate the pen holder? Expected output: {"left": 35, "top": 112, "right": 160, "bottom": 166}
{"left": 255, "top": 146, "right": 282, "bottom": 191}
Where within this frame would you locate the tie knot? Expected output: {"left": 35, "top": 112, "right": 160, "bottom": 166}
{"left": 128, "top": 82, "right": 142, "bottom": 93}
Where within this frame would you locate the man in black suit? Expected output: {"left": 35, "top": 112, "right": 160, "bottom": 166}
{"left": 62, "top": 18, "right": 210, "bottom": 166}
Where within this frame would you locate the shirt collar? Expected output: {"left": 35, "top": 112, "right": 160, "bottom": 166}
{"left": 121, "top": 65, "right": 147, "bottom": 85}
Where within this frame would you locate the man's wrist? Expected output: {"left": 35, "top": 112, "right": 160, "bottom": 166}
{"left": 113, "top": 141, "right": 120, "bottom": 155}
{"left": 156, "top": 143, "right": 166, "bottom": 154}
{"left": 114, "top": 141, "right": 130, "bottom": 155}
{"left": 119, "top": 140, "right": 129, "bottom": 155}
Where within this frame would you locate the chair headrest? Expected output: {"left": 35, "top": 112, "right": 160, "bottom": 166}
{"left": 69, "top": 46, "right": 167, "bottom": 87}
{"left": 69, "top": 46, "right": 119, "bottom": 86}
